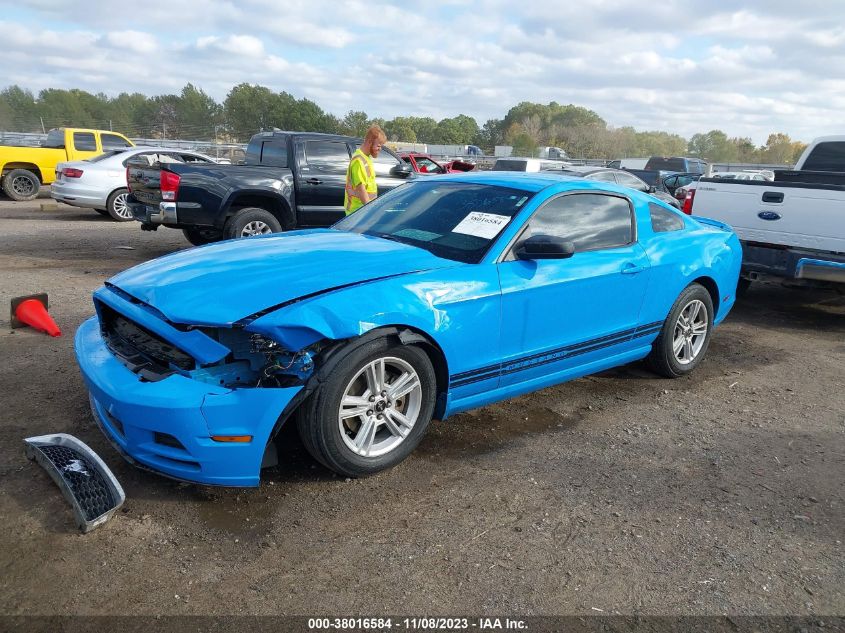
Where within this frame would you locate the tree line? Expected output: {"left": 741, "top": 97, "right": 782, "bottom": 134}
{"left": 0, "top": 83, "right": 806, "bottom": 163}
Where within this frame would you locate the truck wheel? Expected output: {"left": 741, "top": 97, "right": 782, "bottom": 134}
{"left": 106, "top": 188, "right": 133, "bottom": 221}
{"left": 2, "top": 169, "right": 40, "bottom": 201}
{"left": 736, "top": 278, "right": 751, "bottom": 297}
{"left": 296, "top": 338, "right": 437, "bottom": 477}
{"left": 646, "top": 283, "right": 714, "bottom": 378}
{"left": 224, "top": 207, "right": 282, "bottom": 239}
{"left": 182, "top": 227, "right": 223, "bottom": 246}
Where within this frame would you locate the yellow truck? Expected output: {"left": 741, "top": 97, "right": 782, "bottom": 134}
{"left": 0, "top": 128, "right": 134, "bottom": 201}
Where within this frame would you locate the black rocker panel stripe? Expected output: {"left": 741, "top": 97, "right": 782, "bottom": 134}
{"left": 450, "top": 321, "right": 662, "bottom": 388}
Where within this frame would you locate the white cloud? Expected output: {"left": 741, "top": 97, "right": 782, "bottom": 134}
{"left": 2, "top": 2, "right": 845, "bottom": 144}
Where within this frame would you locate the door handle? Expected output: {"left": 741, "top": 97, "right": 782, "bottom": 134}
{"left": 762, "top": 191, "right": 784, "bottom": 203}
{"left": 306, "top": 178, "right": 323, "bottom": 185}
{"left": 621, "top": 263, "right": 645, "bottom": 275}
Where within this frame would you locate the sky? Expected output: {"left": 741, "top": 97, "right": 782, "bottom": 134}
{"left": 2, "top": 0, "right": 844, "bottom": 145}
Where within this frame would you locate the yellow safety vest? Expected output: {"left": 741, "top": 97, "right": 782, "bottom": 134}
{"left": 344, "top": 149, "right": 377, "bottom": 215}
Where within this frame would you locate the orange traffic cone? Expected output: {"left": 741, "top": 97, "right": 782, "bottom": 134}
{"left": 11, "top": 294, "right": 61, "bottom": 337}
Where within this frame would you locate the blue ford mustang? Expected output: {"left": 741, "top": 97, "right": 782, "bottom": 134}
{"left": 76, "top": 172, "right": 741, "bottom": 485}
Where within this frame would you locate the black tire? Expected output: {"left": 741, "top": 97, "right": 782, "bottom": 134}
{"left": 223, "top": 207, "right": 282, "bottom": 239}
{"left": 296, "top": 338, "right": 437, "bottom": 477}
{"left": 736, "top": 278, "right": 751, "bottom": 297}
{"left": 94, "top": 208, "right": 111, "bottom": 217}
{"left": 2, "top": 168, "right": 40, "bottom": 201}
{"left": 182, "top": 227, "right": 223, "bottom": 246}
{"left": 106, "top": 188, "right": 133, "bottom": 221}
{"left": 646, "top": 283, "right": 714, "bottom": 378}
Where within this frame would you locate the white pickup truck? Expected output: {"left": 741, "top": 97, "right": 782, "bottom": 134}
{"left": 683, "top": 136, "right": 845, "bottom": 291}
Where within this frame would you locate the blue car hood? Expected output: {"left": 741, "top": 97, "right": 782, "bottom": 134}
{"left": 108, "top": 229, "right": 456, "bottom": 325}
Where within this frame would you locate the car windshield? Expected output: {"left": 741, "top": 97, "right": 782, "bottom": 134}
{"left": 333, "top": 181, "right": 534, "bottom": 264}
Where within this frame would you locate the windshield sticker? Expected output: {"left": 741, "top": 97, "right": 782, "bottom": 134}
{"left": 452, "top": 212, "right": 511, "bottom": 240}
{"left": 393, "top": 228, "right": 440, "bottom": 242}
{"left": 515, "top": 196, "right": 528, "bottom": 207}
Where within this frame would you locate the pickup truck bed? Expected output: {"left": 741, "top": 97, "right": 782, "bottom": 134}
{"left": 690, "top": 177, "right": 845, "bottom": 285}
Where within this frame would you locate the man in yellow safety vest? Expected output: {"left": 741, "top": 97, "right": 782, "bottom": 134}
{"left": 344, "top": 124, "right": 386, "bottom": 215}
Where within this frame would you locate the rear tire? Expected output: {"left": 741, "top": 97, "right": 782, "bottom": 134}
{"left": 296, "top": 338, "right": 437, "bottom": 477}
{"left": 647, "top": 283, "right": 714, "bottom": 378}
{"left": 182, "top": 227, "right": 223, "bottom": 246}
{"left": 3, "top": 169, "right": 40, "bottom": 201}
{"left": 736, "top": 278, "right": 751, "bottom": 297}
{"left": 224, "top": 207, "right": 282, "bottom": 239}
{"left": 106, "top": 188, "right": 132, "bottom": 221}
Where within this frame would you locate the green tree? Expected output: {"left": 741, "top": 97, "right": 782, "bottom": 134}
{"left": 1, "top": 86, "right": 39, "bottom": 131}
{"left": 175, "top": 84, "right": 221, "bottom": 140}
{"left": 223, "top": 84, "right": 281, "bottom": 140}
{"left": 339, "top": 110, "right": 370, "bottom": 137}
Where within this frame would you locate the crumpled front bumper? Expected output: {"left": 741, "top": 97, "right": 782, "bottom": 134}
{"left": 75, "top": 316, "right": 302, "bottom": 487}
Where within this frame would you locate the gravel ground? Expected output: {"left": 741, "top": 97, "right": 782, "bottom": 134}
{"left": 0, "top": 196, "right": 842, "bottom": 618}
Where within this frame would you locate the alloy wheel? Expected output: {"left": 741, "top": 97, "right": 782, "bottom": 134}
{"left": 338, "top": 356, "right": 423, "bottom": 457}
{"left": 240, "top": 220, "right": 272, "bottom": 237}
{"left": 672, "top": 299, "right": 708, "bottom": 365}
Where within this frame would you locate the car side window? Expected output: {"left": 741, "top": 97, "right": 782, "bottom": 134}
{"left": 73, "top": 132, "right": 97, "bottom": 151}
{"left": 649, "top": 203, "right": 685, "bottom": 233}
{"left": 517, "top": 193, "right": 634, "bottom": 254}
{"left": 305, "top": 140, "right": 350, "bottom": 174}
{"left": 260, "top": 141, "right": 288, "bottom": 167}
{"left": 102, "top": 134, "right": 132, "bottom": 149}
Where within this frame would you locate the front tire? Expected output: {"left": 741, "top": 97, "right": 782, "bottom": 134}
{"left": 297, "top": 339, "right": 437, "bottom": 477}
{"left": 106, "top": 188, "right": 133, "bottom": 221}
{"left": 647, "top": 283, "right": 714, "bottom": 378}
{"left": 3, "top": 169, "right": 40, "bottom": 201}
{"left": 224, "top": 207, "right": 282, "bottom": 239}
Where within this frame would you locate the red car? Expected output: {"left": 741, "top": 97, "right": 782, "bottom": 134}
{"left": 399, "top": 152, "right": 475, "bottom": 174}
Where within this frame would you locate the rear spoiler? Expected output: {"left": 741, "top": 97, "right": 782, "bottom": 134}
{"left": 693, "top": 216, "right": 734, "bottom": 233}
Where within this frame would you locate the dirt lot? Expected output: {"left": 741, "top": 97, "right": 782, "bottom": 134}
{"left": 0, "top": 196, "right": 842, "bottom": 618}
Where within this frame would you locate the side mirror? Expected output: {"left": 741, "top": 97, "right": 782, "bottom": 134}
{"left": 390, "top": 163, "right": 412, "bottom": 178}
{"left": 515, "top": 235, "right": 575, "bottom": 260}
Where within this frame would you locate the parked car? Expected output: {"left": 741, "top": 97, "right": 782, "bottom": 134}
{"left": 492, "top": 158, "right": 567, "bottom": 172}
{"left": 76, "top": 172, "right": 741, "bottom": 485}
{"left": 542, "top": 165, "right": 683, "bottom": 209}
{"left": 127, "top": 131, "right": 413, "bottom": 245}
{"left": 0, "top": 127, "right": 134, "bottom": 201}
{"left": 682, "top": 136, "right": 845, "bottom": 292}
{"left": 644, "top": 156, "right": 708, "bottom": 175}
{"left": 399, "top": 152, "right": 475, "bottom": 174}
{"left": 52, "top": 147, "right": 216, "bottom": 221}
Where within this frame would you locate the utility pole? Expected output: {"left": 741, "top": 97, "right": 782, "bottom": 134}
{"left": 40, "top": 117, "right": 46, "bottom": 134}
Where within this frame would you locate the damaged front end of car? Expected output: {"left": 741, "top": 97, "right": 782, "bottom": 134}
{"left": 74, "top": 284, "right": 348, "bottom": 487}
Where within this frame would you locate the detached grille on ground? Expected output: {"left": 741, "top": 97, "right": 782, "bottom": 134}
{"left": 24, "top": 434, "right": 125, "bottom": 533}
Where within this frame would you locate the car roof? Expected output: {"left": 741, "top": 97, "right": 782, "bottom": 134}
{"left": 422, "top": 170, "right": 596, "bottom": 192}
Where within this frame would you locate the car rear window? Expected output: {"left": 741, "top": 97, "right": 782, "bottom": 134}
{"left": 493, "top": 160, "right": 528, "bottom": 171}
{"left": 801, "top": 142, "right": 845, "bottom": 171}
{"left": 645, "top": 157, "right": 687, "bottom": 171}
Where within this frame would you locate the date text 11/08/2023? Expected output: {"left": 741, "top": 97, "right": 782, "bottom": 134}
{"left": 307, "top": 617, "right": 528, "bottom": 630}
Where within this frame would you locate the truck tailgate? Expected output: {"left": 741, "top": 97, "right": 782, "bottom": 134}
{"left": 126, "top": 163, "right": 164, "bottom": 206}
{"left": 693, "top": 181, "right": 845, "bottom": 253}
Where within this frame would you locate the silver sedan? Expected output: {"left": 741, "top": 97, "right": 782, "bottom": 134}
{"left": 51, "top": 147, "right": 215, "bottom": 221}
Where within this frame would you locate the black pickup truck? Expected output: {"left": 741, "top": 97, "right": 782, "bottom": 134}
{"left": 127, "top": 131, "right": 412, "bottom": 245}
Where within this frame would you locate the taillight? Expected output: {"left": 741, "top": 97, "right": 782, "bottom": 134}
{"left": 160, "top": 170, "right": 180, "bottom": 202}
{"left": 682, "top": 188, "right": 695, "bottom": 215}
{"left": 62, "top": 168, "right": 84, "bottom": 178}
